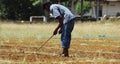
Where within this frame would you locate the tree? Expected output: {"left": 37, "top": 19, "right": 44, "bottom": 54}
{"left": 0, "top": 0, "right": 93, "bottom": 21}
{"left": 0, "top": 0, "right": 79, "bottom": 20}
{"left": 0, "top": 0, "right": 6, "bottom": 19}
{"left": 81, "top": 0, "right": 84, "bottom": 19}
{"left": 3, "top": 0, "right": 34, "bottom": 20}
{"left": 0, "top": 0, "right": 45, "bottom": 20}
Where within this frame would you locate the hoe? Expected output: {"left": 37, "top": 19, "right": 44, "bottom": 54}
{"left": 38, "top": 35, "right": 54, "bottom": 50}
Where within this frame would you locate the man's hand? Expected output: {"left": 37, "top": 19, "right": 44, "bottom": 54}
{"left": 59, "top": 28, "right": 62, "bottom": 34}
{"left": 53, "top": 29, "right": 58, "bottom": 35}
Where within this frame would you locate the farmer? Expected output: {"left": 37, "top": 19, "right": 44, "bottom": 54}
{"left": 43, "top": 2, "right": 75, "bottom": 57}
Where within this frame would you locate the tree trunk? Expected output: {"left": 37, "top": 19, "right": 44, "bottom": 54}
{"left": 43, "top": 0, "right": 50, "bottom": 22}
{"left": 95, "top": 0, "right": 99, "bottom": 20}
{"left": 81, "top": 0, "right": 84, "bottom": 20}
{"left": 71, "top": 0, "right": 78, "bottom": 14}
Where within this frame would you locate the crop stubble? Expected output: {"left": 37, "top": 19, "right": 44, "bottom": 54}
{"left": 0, "top": 38, "right": 120, "bottom": 64}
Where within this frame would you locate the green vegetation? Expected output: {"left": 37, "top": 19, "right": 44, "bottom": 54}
{"left": 0, "top": 0, "right": 44, "bottom": 20}
{"left": 76, "top": 1, "right": 94, "bottom": 14}
{"left": 0, "top": 0, "right": 93, "bottom": 21}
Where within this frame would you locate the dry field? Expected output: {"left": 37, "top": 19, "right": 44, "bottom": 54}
{"left": 0, "top": 21, "right": 120, "bottom": 64}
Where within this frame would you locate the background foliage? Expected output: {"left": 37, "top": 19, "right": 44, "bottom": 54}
{"left": 0, "top": 0, "right": 91, "bottom": 21}
{"left": 0, "top": 0, "right": 44, "bottom": 20}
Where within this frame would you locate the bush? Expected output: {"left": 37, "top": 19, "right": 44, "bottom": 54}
{"left": 0, "top": 0, "right": 44, "bottom": 20}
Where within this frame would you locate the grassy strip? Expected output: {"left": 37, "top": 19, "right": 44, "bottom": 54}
{"left": 0, "top": 20, "right": 120, "bottom": 39}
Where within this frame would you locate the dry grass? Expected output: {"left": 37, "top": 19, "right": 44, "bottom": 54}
{"left": 0, "top": 20, "right": 120, "bottom": 39}
{"left": 0, "top": 20, "right": 120, "bottom": 64}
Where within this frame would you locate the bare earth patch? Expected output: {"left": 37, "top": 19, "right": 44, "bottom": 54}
{"left": 0, "top": 38, "right": 120, "bottom": 64}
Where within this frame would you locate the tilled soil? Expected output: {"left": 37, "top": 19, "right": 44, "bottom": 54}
{"left": 0, "top": 38, "right": 120, "bottom": 64}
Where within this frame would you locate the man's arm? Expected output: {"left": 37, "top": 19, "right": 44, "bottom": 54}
{"left": 53, "top": 16, "right": 63, "bottom": 35}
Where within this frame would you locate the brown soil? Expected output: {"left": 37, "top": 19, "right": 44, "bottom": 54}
{"left": 0, "top": 38, "right": 120, "bottom": 64}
